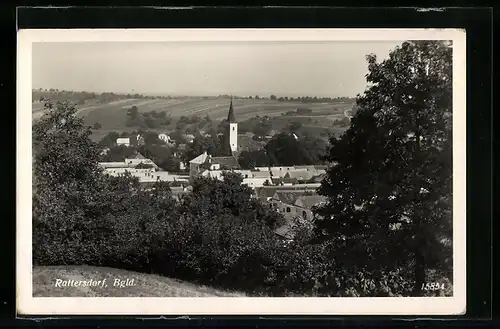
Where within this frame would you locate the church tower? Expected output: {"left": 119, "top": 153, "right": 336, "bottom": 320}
{"left": 227, "top": 97, "right": 238, "bottom": 153}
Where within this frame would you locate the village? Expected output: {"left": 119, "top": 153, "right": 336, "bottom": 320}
{"left": 98, "top": 98, "right": 328, "bottom": 239}
{"left": 30, "top": 37, "right": 456, "bottom": 301}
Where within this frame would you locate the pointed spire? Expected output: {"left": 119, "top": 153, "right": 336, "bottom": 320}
{"left": 227, "top": 96, "right": 237, "bottom": 123}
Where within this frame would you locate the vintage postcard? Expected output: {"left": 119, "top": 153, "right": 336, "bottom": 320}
{"left": 17, "top": 28, "right": 466, "bottom": 315}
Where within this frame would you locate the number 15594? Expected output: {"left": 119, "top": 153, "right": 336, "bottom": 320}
{"left": 421, "top": 282, "right": 445, "bottom": 291}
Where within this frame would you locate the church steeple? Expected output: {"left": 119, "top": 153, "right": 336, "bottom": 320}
{"left": 227, "top": 96, "right": 238, "bottom": 153}
{"left": 227, "top": 96, "right": 237, "bottom": 123}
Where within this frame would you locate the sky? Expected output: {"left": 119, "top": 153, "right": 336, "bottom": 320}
{"left": 32, "top": 41, "right": 404, "bottom": 98}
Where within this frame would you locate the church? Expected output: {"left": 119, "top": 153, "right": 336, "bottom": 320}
{"left": 188, "top": 97, "right": 241, "bottom": 179}
{"left": 223, "top": 97, "right": 262, "bottom": 156}
{"left": 226, "top": 97, "right": 239, "bottom": 154}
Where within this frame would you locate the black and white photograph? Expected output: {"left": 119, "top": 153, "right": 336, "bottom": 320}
{"left": 17, "top": 28, "right": 466, "bottom": 315}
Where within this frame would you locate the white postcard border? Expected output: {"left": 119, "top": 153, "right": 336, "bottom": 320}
{"left": 17, "top": 28, "right": 467, "bottom": 316}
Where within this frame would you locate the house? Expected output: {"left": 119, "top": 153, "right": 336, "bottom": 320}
{"left": 98, "top": 161, "right": 130, "bottom": 169}
{"left": 271, "top": 193, "right": 326, "bottom": 240}
{"left": 116, "top": 137, "right": 130, "bottom": 147}
{"left": 103, "top": 167, "right": 155, "bottom": 177}
{"left": 242, "top": 177, "right": 269, "bottom": 189}
{"left": 251, "top": 170, "right": 271, "bottom": 179}
{"left": 256, "top": 187, "right": 278, "bottom": 202}
{"left": 210, "top": 156, "right": 241, "bottom": 170}
{"left": 100, "top": 147, "right": 110, "bottom": 156}
{"left": 158, "top": 133, "right": 172, "bottom": 144}
{"left": 124, "top": 153, "right": 158, "bottom": 169}
{"left": 189, "top": 151, "right": 210, "bottom": 178}
{"left": 271, "top": 177, "right": 299, "bottom": 186}
{"left": 271, "top": 191, "right": 309, "bottom": 210}
{"left": 255, "top": 184, "right": 320, "bottom": 202}
{"left": 308, "top": 173, "right": 325, "bottom": 183}
{"left": 134, "top": 134, "right": 145, "bottom": 146}
{"left": 116, "top": 134, "right": 145, "bottom": 147}
{"left": 234, "top": 169, "right": 253, "bottom": 179}
{"left": 184, "top": 134, "right": 195, "bottom": 143}
{"left": 294, "top": 195, "right": 327, "bottom": 216}
{"left": 188, "top": 152, "right": 241, "bottom": 179}
{"left": 201, "top": 170, "right": 224, "bottom": 180}
{"left": 283, "top": 170, "right": 315, "bottom": 182}
{"left": 313, "top": 165, "right": 328, "bottom": 171}
{"left": 294, "top": 165, "right": 316, "bottom": 171}
{"left": 270, "top": 166, "right": 296, "bottom": 178}
{"left": 254, "top": 166, "right": 270, "bottom": 172}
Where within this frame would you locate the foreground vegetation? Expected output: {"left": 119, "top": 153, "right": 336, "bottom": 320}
{"left": 33, "top": 41, "right": 453, "bottom": 297}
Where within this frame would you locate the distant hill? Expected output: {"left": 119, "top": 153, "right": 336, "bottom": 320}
{"left": 32, "top": 94, "right": 355, "bottom": 141}
{"left": 33, "top": 265, "right": 246, "bottom": 297}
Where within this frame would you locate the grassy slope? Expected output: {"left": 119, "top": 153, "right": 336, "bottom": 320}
{"left": 33, "top": 265, "right": 246, "bottom": 297}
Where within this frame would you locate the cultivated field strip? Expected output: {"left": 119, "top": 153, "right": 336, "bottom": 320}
{"left": 33, "top": 97, "right": 354, "bottom": 130}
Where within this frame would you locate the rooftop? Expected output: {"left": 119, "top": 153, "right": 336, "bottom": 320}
{"left": 211, "top": 156, "right": 241, "bottom": 170}
{"left": 134, "top": 153, "right": 147, "bottom": 160}
{"left": 273, "top": 191, "right": 309, "bottom": 205}
{"left": 189, "top": 152, "right": 209, "bottom": 164}
{"left": 295, "top": 195, "right": 327, "bottom": 209}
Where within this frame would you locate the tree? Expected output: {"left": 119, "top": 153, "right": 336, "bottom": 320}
{"left": 288, "top": 120, "right": 303, "bottom": 132}
{"left": 314, "top": 41, "right": 453, "bottom": 297}
{"left": 33, "top": 100, "right": 114, "bottom": 265}
{"left": 251, "top": 120, "right": 272, "bottom": 137}
{"left": 99, "top": 131, "right": 119, "bottom": 147}
{"left": 180, "top": 172, "right": 283, "bottom": 229}
{"left": 238, "top": 149, "right": 271, "bottom": 169}
{"left": 270, "top": 95, "right": 277, "bottom": 100}
{"left": 142, "top": 131, "right": 163, "bottom": 145}
{"left": 100, "top": 145, "right": 137, "bottom": 162}
{"left": 127, "top": 106, "right": 139, "bottom": 118}
{"left": 264, "top": 133, "right": 315, "bottom": 166}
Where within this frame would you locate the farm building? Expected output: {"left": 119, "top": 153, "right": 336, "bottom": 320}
{"left": 158, "top": 133, "right": 174, "bottom": 145}
{"left": 271, "top": 193, "right": 325, "bottom": 240}
{"left": 116, "top": 137, "right": 130, "bottom": 147}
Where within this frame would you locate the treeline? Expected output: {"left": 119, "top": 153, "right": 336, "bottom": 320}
{"left": 217, "top": 94, "right": 355, "bottom": 103}
{"left": 125, "top": 106, "right": 173, "bottom": 129}
{"left": 32, "top": 89, "right": 146, "bottom": 105}
{"left": 176, "top": 114, "right": 212, "bottom": 132}
{"left": 269, "top": 95, "right": 354, "bottom": 103}
{"left": 32, "top": 89, "right": 355, "bottom": 105}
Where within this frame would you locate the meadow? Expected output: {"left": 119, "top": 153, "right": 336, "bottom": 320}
{"left": 32, "top": 96, "right": 354, "bottom": 141}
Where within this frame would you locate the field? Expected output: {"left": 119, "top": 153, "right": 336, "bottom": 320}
{"left": 33, "top": 265, "right": 246, "bottom": 297}
{"left": 32, "top": 96, "right": 354, "bottom": 141}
